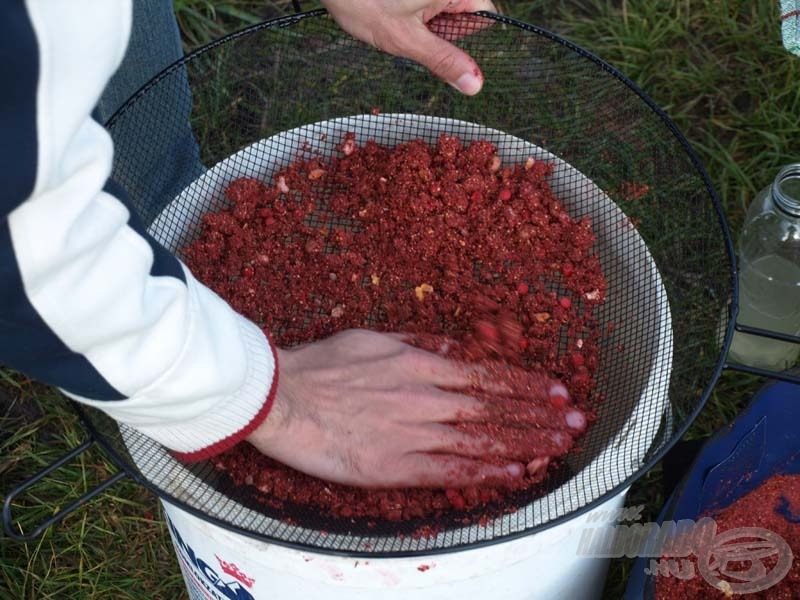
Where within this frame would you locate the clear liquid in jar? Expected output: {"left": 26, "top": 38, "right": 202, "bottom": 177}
{"left": 728, "top": 254, "right": 800, "bottom": 370}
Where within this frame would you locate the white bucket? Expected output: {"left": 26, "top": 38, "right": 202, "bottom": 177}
{"left": 161, "top": 491, "right": 626, "bottom": 600}
{"left": 128, "top": 114, "right": 673, "bottom": 600}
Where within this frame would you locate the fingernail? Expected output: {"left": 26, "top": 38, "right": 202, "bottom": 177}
{"left": 505, "top": 463, "right": 524, "bottom": 477}
{"left": 550, "top": 383, "right": 570, "bottom": 409}
{"left": 452, "top": 72, "right": 482, "bottom": 95}
{"left": 565, "top": 409, "right": 587, "bottom": 432}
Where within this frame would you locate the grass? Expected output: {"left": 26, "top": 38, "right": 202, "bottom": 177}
{"left": 172, "top": 0, "right": 283, "bottom": 46}
{"left": 0, "top": 376, "right": 184, "bottom": 599}
{"left": 2, "top": 1, "right": 798, "bottom": 598}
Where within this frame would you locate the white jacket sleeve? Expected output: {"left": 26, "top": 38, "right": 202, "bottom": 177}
{"left": 0, "top": 0, "right": 277, "bottom": 461}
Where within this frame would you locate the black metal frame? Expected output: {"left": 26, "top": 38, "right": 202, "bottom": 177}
{"left": 2, "top": 425, "right": 131, "bottom": 542}
{"left": 4, "top": 9, "right": 799, "bottom": 556}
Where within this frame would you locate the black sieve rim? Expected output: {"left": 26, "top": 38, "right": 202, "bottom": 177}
{"left": 90, "top": 9, "right": 738, "bottom": 556}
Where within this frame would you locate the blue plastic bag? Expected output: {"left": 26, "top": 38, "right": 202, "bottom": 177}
{"left": 624, "top": 380, "right": 800, "bottom": 598}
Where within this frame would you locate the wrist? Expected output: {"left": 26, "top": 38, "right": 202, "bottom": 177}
{"left": 245, "top": 347, "right": 290, "bottom": 451}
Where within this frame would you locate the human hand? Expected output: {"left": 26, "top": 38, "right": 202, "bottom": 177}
{"left": 246, "top": 329, "right": 586, "bottom": 488}
{"left": 320, "top": 0, "right": 497, "bottom": 95}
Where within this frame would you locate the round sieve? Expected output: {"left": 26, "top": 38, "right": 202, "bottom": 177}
{"left": 115, "top": 113, "right": 673, "bottom": 554}
{"left": 9, "top": 9, "right": 796, "bottom": 554}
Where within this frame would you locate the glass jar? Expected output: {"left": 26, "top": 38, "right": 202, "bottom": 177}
{"left": 727, "top": 163, "right": 800, "bottom": 370}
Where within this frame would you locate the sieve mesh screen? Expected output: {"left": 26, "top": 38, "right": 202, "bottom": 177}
{"left": 85, "top": 10, "right": 735, "bottom": 555}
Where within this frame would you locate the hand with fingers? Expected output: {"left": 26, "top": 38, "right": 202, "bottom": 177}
{"left": 246, "top": 329, "right": 586, "bottom": 488}
{"left": 320, "top": 0, "right": 497, "bottom": 95}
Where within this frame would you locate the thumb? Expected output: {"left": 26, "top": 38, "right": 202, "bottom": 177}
{"left": 399, "top": 22, "right": 484, "bottom": 95}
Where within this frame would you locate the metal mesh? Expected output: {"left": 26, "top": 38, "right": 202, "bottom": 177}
{"left": 91, "top": 10, "right": 734, "bottom": 555}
